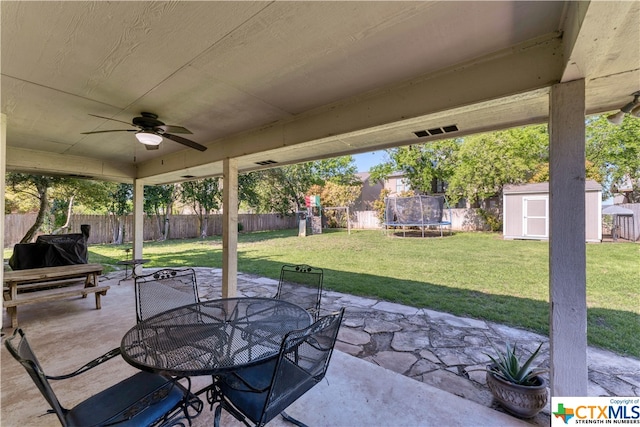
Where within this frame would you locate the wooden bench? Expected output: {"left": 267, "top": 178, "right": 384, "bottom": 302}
{"left": 3, "top": 264, "right": 109, "bottom": 328}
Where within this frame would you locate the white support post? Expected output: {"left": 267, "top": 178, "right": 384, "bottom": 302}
{"left": 132, "top": 179, "right": 145, "bottom": 276}
{"left": 222, "top": 158, "right": 238, "bottom": 297}
{"left": 549, "top": 79, "right": 588, "bottom": 397}
{"left": 1, "top": 114, "right": 6, "bottom": 329}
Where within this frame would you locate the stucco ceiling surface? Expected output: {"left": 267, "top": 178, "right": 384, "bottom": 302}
{"left": 2, "top": 1, "right": 638, "bottom": 184}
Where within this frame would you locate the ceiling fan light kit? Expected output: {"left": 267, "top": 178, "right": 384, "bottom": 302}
{"left": 82, "top": 112, "right": 207, "bottom": 151}
{"left": 135, "top": 132, "right": 163, "bottom": 145}
{"left": 607, "top": 91, "right": 640, "bottom": 124}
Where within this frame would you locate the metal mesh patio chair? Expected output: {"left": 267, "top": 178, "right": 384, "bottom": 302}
{"left": 134, "top": 268, "right": 216, "bottom": 399}
{"left": 4, "top": 328, "right": 202, "bottom": 427}
{"left": 135, "top": 268, "right": 200, "bottom": 323}
{"left": 212, "top": 308, "right": 345, "bottom": 427}
{"left": 275, "top": 264, "right": 323, "bottom": 321}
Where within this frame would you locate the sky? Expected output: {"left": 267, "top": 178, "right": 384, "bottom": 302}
{"left": 353, "top": 150, "right": 386, "bottom": 173}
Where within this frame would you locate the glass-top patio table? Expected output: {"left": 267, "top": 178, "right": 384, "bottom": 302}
{"left": 120, "top": 297, "right": 312, "bottom": 377}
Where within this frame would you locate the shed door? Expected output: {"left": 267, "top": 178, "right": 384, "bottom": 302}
{"left": 523, "top": 197, "right": 548, "bottom": 238}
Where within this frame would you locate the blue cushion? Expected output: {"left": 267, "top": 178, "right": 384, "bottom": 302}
{"left": 66, "top": 371, "right": 185, "bottom": 427}
{"left": 219, "top": 357, "right": 312, "bottom": 424}
{"left": 218, "top": 359, "right": 276, "bottom": 422}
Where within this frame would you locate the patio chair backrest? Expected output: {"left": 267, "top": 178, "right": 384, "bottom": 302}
{"left": 4, "top": 329, "right": 67, "bottom": 424}
{"left": 214, "top": 308, "right": 344, "bottom": 426}
{"left": 135, "top": 268, "right": 200, "bottom": 322}
{"left": 267, "top": 307, "right": 344, "bottom": 414}
{"left": 215, "top": 308, "right": 344, "bottom": 426}
{"left": 276, "top": 264, "right": 323, "bottom": 320}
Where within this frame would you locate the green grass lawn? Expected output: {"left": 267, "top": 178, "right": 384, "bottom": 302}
{"left": 8, "top": 229, "right": 639, "bottom": 357}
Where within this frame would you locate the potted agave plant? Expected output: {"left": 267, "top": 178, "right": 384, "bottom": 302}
{"left": 485, "top": 341, "right": 548, "bottom": 418}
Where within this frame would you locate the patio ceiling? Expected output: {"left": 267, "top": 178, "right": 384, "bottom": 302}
{"left": 2, "top": 1, "right": 639, "bottom": 185}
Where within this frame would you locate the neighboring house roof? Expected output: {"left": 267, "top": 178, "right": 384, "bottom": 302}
{"left": 388, "top": 171, "right": 406, "bottom": 178}
{"left": 503, "top": 180, "right": 602, "bottom": 194}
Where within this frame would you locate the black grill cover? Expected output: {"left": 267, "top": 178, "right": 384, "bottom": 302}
{"left": 9, "top": 225, "right": 90, "bottom": 270}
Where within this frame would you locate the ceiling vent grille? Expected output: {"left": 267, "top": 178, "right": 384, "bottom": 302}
{"left": 413, "top": 124, "right": 459, "bottom": 138}
{"left": 255, "top": 160, "right": 278, "bottom": 166}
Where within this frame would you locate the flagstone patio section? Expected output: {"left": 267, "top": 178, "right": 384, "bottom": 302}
{"left": 194, "top": 267, "right": 640, "bottom": 426}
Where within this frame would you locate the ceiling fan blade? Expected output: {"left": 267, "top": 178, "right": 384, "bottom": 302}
{"left": 156, "top": 125, "right": 192, "bottom": 134}
{"left": 88, "top": 114, "right": 136, "bottom": 127}
{"left": 163, "top": 133, "right": 207, "bottom": 151}
{"left": 81, "top": 129, "right": 137, "bottom": 134}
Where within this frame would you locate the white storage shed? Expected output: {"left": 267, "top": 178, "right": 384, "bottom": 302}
{"left": 503, "top": 181, "right": 602, "bottom": 242}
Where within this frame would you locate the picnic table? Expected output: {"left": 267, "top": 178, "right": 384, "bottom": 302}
{"left": 3, "top": 263, "right": 109, "bottom": 327}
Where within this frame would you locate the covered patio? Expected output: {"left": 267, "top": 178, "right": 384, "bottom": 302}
{"left": 2, "top": 0, "right": 640, "bottom": 416}
{"left": 4, "top": 269, "right": 639, "bottom": 425}
{"left": 0, "top": 270, "right": 540, "bottom": 427}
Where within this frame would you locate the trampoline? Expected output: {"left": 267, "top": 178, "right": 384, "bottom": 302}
{"left": 383, "top": 195, "right": 452, "bottom": 237}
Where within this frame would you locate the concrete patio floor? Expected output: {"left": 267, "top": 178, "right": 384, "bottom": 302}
{"left": 2, "top": 268, "right": 638, "bottom": 426}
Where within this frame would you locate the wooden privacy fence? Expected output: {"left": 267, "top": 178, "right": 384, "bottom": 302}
{"left": 4, "top": 213, "right": 39, "bottom": 246}
{"left": 5, "top": 208, "right": 498, "bottom": 248}
{"left": 4, "top": 213, "right": 297, "bottom": 247}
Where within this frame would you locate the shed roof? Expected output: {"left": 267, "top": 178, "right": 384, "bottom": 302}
{"left": 602, "top": 205, "right": 634, "bottom": 216}
{"left": 503, "top": 180, "right": 602, "bottom": 195}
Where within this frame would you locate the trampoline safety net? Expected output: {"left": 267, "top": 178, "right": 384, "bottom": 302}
{"left": 383, "top": 195, "right": 451, "bottom": 228}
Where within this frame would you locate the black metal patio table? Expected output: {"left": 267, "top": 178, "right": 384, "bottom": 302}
{"left": 120, "top": 297, "right": 313, "bottom": 377}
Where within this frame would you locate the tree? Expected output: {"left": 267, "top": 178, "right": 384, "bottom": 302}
{"left": 369, "top": 140, "right": 459, "bottom": 194}
{"left": 253, "top": 156, "right": 358, "bottom": 215}
{"left": 314, "top": 157, "right": 359, "bottom": 185}
{"left": 107, "top": 183, "right": 132, "bottom": 244}
{"left": 6, "top": 173, "right": 60, "bottom": 243}
{"left": 529, "top": 160, "right": 602, "bottom": 184}
{"left": 317, "top": 181, "right": 362, "bottom": 208}
{"left": 5, "top": 174, "right": 132, "bottom": 243}
{"left": 252, "top": 165, "right": 312, "bottom": 215}
{"left": 586, "top": 114, "right": 640, "bottom": 201}
{"left": 49, "top": 179, "right": 116, "bottom": 234}
{"left": 180, "top": 178, "right": 222, "bottom": 238}
{"left": 308, "top": 181, "right": 362, "bottom": 227}
{"left": 238, "top": 173, "right": 261, "bottom": 211}
{"left": 445, "top": 125, "right": 548, "bottom": 207}
{"left": 372, "top": 189, "right": 392, "bottom": 223}
{"left": 144, "top": 184, "right": 177, "bottom": 241}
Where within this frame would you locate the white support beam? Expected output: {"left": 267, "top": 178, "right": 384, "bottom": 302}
{"left": 6, "top": 147, "right": 135, "bottom": 183}
{"left": 1, "top": 114, "right": 6, "bottom": 329}
{"left": 222, "top": 158, "right": 238, "bottom": 298}
{"left": 549, "top": 79, "right": 588, "bottom": 397}
{"left": 132, "top": 180, "right": 145, "bottom": 275}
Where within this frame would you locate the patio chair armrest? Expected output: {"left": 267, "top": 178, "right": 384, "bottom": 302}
{"left": 46, "top": 347, "right": 121, "bottom": 380}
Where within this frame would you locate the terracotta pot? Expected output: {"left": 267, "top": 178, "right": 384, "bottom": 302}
{"left": 486, "top": 365, "right": 548, "bottom": 418}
